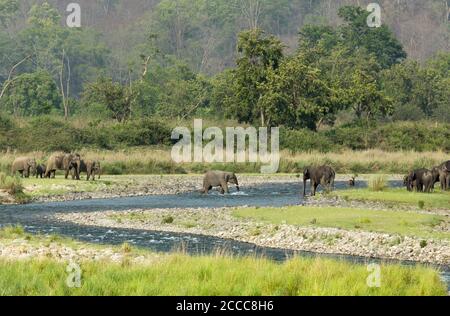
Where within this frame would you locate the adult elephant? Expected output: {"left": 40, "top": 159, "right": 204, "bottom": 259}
{"left": 406, "top": 169, "right": 433, "bottom": 193}
{"left": 11, "top": 157, "right": 37, "bottom": 178}
{"left": 432, "top": 161, "right": 450, "bottom": 191}
{"left": 45, "top": 153, "right": 81, "bottom": 180}
{"left": 303, "top": 165, "right": 335, "bottom": 196}
{"left": 73, "top": 160, "right": 101, "bottom": 181}
{"left": 202, "top": 171, "right": 239, "bottom": 194}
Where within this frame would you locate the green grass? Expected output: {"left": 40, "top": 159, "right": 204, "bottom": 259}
{"left": 21, "top": 176, "right": 116, "bottom": 197}
{"left": 0, "top": 227, "right": 446, "bottom": 296}
{"left": 233, "top": 206, "right": 450, "bottom": 240}
{"left": 335, "top": 188, "right": 450, "bottom": 210}
{"left": 0, "top": 255, "right": 446, "bottom": 296}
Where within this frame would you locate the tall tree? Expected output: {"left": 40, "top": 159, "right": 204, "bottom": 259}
{"left": 229, "top": 28, "right": 284, "bottom": 126}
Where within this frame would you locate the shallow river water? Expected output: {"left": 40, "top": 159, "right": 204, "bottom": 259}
{"left": 0, "top": 180, "right": 448, "bottom": 289}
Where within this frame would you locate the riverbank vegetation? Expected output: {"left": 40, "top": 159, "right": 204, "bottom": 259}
{"left": 1, "top": 149, "right": 448, "bottom": 175}
{"left": 0, "top": 227, "right": 446, "bottom": 296}
{"left": 233, "top": 206, "right": 449, "bottom": 240}
{"left": 1, "top": 2, "right": 449, "bottom": 156}
{"left": 335, "top": 189, "right": 450, "bottom": 210}
{"left": 0, "top": 172, "right": 28, "bottom": 203}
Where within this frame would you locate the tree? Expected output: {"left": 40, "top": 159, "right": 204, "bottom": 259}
{"left": 82, "top": 77, "right": 131, "bottom": 122}
{"left": 338, "top": 6, "right": 406, "bottom": 69}
{"left": 229, "top": 28, "right": 284, "bottom": 126}
{"left": 258, "top": 53, "right": 338, "bottom": 130}
{"left": 0, "top": 70, "right": 61, "bottom": 116}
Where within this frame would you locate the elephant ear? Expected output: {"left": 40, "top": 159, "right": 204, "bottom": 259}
{"left": 225, "top": 173, "right": 231, "bottom": 182}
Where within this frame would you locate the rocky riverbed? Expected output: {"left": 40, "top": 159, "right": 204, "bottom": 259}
{"left": 0, "top": 235, "right": 163, "bottom": 265}
{"left": 54, "top": 206, "right": 450, "bottom": 265}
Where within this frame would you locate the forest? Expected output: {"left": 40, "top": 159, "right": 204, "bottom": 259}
{"left": 0, "top": 0, "right": 449, "bottom": 152}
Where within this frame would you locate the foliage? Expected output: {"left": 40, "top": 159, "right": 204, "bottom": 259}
{"left": 1, "top": 70, "right": 61, "bottom": 116}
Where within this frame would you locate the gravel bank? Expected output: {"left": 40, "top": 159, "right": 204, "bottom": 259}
{"left": 0, "top": 237, "right": 163, "bottom": 265}
{"left": 54, "top": 207, "right": 450, "bottom": 265}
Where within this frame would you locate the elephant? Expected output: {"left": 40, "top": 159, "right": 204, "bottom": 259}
{"left": 348, "top": 176, "right": 356, "bottom": 187}
{"left": 72, "top": 160, "right": 101, "bottom": 181}
{"left": 406, "top": 169, "right": 433, "bottom": 193}
{"left": 35, "top": 164, "right": 47, "bottom": 179}
{"left": 303, "top": 165, "right": 335, "bottom": 196}
{"left": 45, "top": 153, "right": 81, "bottom": 180}
{"left": 432, "top": 162, "right": 450, "bottom": 191}
{"left": 202, "top": 171, "right": 239, "bottom": 194}
{"left": 403, "top": 175, "right": 417, "bottom": 192}
{"left": 11, "top": 157, "right": 37, "bottom": 178}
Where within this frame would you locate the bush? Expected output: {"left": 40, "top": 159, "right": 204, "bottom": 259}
{"left": 0, "top": 173, "right": 24, "bottom": 195}
{"left": 369, "top": 175, "right": 387, "bottom": 192}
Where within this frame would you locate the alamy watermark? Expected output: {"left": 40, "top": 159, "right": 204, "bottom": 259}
{"left": 367, "top": 3, "right": 382, "bottom": 28}
{"left": 367, "top": 263, "right": 381, "bottom": 288}
{"left": 66, "top": 261, "right": 82, "bottom": 288}
{"left": 66, "top": 3, "right": 81, "bottom": 28}
{"left": 171, "top": 119, "right": 280, "bottom": 174}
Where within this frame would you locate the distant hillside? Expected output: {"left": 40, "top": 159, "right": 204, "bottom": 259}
{"left": 10, "top": 0, "right": 450, "bottom": 75}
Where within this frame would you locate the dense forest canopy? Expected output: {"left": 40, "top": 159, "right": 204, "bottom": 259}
{"left": 0, "top": 0, "right": 449, "bottom": 152}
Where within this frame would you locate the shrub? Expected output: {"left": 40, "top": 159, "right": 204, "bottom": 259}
{"left": 0, "top": 173, "right": 24, "bottom": 195}
{"left": 369, "top": 175, "right": 387, "bottom": 192}
{"left": 162, "top": 216, "right": 174, "bottom": 224}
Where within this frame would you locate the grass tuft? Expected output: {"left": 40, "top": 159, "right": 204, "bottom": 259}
{"left": 369, "top": 175, "right": 388, "bottom": 192}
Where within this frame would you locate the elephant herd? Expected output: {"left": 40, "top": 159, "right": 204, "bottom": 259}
{"left": 201, "top": 166, "right": 336, "bottom": 196}
{"left": 11, "top": 153, "right": 101, "bottom": 181}
{"left": 403, "top": 161, "right": 450, "bottom": 193}
{"left": 202, "top": 162, "right": 450, "bottom": 196}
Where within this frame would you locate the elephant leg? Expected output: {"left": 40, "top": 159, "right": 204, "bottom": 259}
{"left": 65, "top": 169, "right": 69, "bottom": 179}
{"left": 222, "top": 182, "right": 229, "bottom": 194}
{"left": 311, "top": 180, "right": 317, "bottom": 196}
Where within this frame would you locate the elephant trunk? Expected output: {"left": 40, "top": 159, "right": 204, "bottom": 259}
{"left": 303, "top": 178, "right": 307, "bottom": 196}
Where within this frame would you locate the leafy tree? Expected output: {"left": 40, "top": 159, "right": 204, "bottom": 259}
{"left": 258, "top": 53, "right": 337, "bottom": 130}
{"left": 382, "top": 53, "right": 450, "bottom": 122}
{"left": 1, "top": 70, "right": 61, "bottom": 116}
{"left": 337, "top": 6, "right": 406, "bottom": 69}
{"left": 82, "top": 77, "right": 131, "bottom": 122}
{"left": 228, "top": 28, "right": 284, "bottom": 126}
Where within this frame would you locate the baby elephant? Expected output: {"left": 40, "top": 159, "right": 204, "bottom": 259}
{"left": 202, "top": 171, "right": 239, "bottom": 194}
{"left": 35, "top": 164, "right": 47, "bottom": 178}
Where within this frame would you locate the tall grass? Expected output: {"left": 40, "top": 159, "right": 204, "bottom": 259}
{"left": 0, "top": 255, "right": 445, "bottom": 296}
{"left": 369, "top": 175, "right": 388, "bottom": 192}
{"left": 0, "top": 149, "right": 447, "bottom": 175}
{"left": 0, "top": 172, "right": 24, "bottom": 195}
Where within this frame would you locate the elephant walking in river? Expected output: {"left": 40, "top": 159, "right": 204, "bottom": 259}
{"left": 202, "top": 171, "right": 239, "bottom": 194}
{"left": 303, "top": 165, "right": 335, "bottom": 196}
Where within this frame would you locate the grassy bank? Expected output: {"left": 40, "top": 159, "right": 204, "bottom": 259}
{"left": 233, "top": 206, "right": 450, "bottom": 240}
{"left": 335, "top": 189, "right": 450, "bottom": 210}
{"left": 1, "top": 149, "right": 448, "bottom": 175}
{"left": 0, "top": 256, "right": 446, "bottom": 296}
{"left": 0, "top": 226, "right": 446, "bottom": 296}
